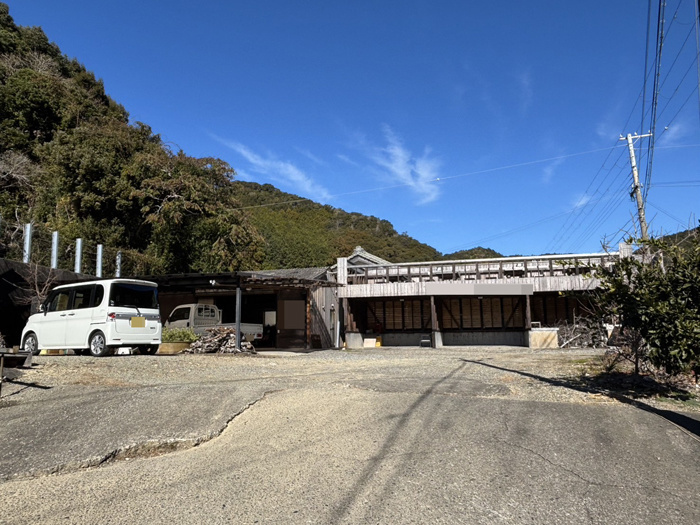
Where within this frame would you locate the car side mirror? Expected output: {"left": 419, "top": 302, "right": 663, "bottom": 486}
{"left": 39, "top": 303, "right": 46, "bottom": 314}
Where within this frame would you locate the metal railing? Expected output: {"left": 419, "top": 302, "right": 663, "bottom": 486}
{"left": 334, "top": 252, "right": 620, "bottom": 285}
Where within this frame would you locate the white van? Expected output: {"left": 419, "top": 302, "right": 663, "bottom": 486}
{"left": 21, "top": 279, "right": 162, "bottom": 357}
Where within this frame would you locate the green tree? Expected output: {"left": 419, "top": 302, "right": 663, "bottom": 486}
{"left": 596, "top": 234, "right": 700, "bottom": 376}
{"left": 134, "top": 152, "right": 264, "bottom": 272}
{"left": 0, "top": 68, "right": 65, "bottom": 153}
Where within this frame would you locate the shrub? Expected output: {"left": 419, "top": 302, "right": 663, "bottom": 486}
{"left": 161, "top": 326, "right": 198, "bottom": 343}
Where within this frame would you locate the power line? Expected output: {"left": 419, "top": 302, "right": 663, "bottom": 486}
{"left": 646, "top": 199, "right": 689, "bottom": 226}
{"left": 232, "top": 147, "right": 619, "bottom": 212}
{"left": 641, "top": 0, "right": 667, "bottom": 200}
{"left": 652, "top": 179, "right": 700, "bottom": 186}
{"left": 444, "top": 208, "right": 577, "bottom": 254}
{"left": 545, "top": 143, "right": 628, "bottom": 252}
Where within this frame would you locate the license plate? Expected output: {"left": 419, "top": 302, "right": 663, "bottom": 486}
{"left": 131, "top": 316, "right": 146, "bottom": 328}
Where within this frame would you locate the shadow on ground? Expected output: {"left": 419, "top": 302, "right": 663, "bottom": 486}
{"left": 0, "top": 368, "right": 52, "bottom": 402}
{"left": 461, "top": 359, "right": 700, "bottom": 440}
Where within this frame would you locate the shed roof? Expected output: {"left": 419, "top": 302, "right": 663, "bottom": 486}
{"left": 347, "top": 246, "right": 391, "bottom": 266}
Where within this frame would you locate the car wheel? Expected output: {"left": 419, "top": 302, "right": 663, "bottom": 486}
{"left": 23, "top": 333, "right": 39, "bottom": 355}
{"left": 139, "top": 345, "right": 159, "bottom": 355}
{"left": 89, "top": 331, "right": 111, "bottom": 357}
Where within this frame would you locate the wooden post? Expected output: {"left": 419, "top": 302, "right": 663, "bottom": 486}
{"left": 525, "top": 295, "right": 532, "bottom": 329}
{"left": 306, "top": 292, "right": 311, "bottom": 349}
{"left": 430, "top": 295, "right": 438, "bottom": 348}
{"left": 235, "top": 285, "right": 242, "bottom": 350}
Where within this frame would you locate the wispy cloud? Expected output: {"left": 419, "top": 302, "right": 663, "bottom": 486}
{"left": 595, "top": 121, "right": 619, "bottom": 142}
{"left": 573, "top": 194, "right": 591, "bottom": 209}
{"left": 542, "top": 157, "right": 564, "bottom": 183}
{"left": 656, "top": 121, "right": 688, "bottom": 147}
{"left": 295, "top": 148, "right": 326, "bottom": 166}
{"left": 337, "top": 154, "right": 360, "bottom": 167}
{"left": 368, "top": 125, "right": 441, "bottom": 204}
{"left": 220, "top": 139, "right": 332, "bottom": 201}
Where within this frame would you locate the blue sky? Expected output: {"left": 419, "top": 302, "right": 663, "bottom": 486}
{"left": 7, "top": 1, "right": 700, "bottom": 257}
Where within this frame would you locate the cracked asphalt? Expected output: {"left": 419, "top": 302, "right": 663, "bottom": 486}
{"left": 1, "top": 347, "right": 699, "bottom": 524}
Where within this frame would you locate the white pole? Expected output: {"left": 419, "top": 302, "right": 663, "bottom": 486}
{"left": 96, "top": 244, "right": 103, "bottom": 278}
{"left": 51, "top": 231, "right": 59, "bottom": 269}
{"left": 620, "top": 133, "right": 652, "bottom": 241}
{"left": 22, "top": 223, "right": 32, "bottom": 263}
{"left": 75, "top": 238, "right": 82, "bottom": 273}
{"left": 116, "top": 251, "right": 122, "bottom": 277}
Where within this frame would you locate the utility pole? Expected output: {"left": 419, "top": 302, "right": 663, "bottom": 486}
{"left": 620, "top": 133, "right": 652, "bottom": 241}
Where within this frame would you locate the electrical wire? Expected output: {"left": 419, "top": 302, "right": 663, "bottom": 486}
{"left": 641, "top": 0, "right": 667, "bottom": 201}
{"left": 646, "top": 199, "right": 690, "bottom": 226}
{"left": 652, "top": 179, "right": 700, "bottom": 186}
{"left": 544, "top": 143, "right": 629, "bottom": 253}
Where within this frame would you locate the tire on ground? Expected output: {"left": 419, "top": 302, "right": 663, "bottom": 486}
{"left": 23, "top": 332, "right": 39, "bottom": 355}
{"left": 89, "top": 331, "right": 112, "bottom": 357}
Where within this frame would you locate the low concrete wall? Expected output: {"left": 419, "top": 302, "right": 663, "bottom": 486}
{"left": 528, "top": 328, "right": 559, "bottom": 348}
{"left": 345, "top": 332, "right": 364, "bottom": 349}
{"left": 345, "top": 331, "right": 529, "bottom": 348}
{"left": 380, "top": 333, "right": 431, "bottom": 347}
{"left": 442, "top": 331, "right": 528, "bottom": 347}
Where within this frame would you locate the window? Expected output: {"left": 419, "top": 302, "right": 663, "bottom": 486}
{"left": 47, "top": 290, "right": 71, "bottom": 312}
{"left": 109, "top": 283, "right": 158, "bottom": 309}
{"left": 72, "top": 286, "right": 93, "bottom": 310}
{"left": 93, "top": 284, "right": 104, "bottom": 307}
{"left": 168, "top": 307, "right": 191, "bottom": 323}
{"left": 197, "top": 305, "right": 216, "bottom": 318}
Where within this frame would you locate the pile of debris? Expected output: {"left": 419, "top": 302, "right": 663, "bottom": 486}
{"left": 556, "top": 316, "right": 609, "bottom": 348}
{"left": 185, "top": 327, "right": 256, "bottom": 354}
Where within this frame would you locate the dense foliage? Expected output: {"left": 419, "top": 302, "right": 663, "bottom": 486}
{"left": 230, "top": 182, "right": 448, "bottom": 268}
{"left": 0, "top": 4, "right": 501, "bottom": 273}
{"left": 595, "top": 234, "right": 700, "bottom": 376}
{"left": 443, "top": 247, "right": 502, "bottom": 260}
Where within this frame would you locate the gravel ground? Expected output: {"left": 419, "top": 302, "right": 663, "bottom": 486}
{"left": 4, "top": 345, "right": 697, "bottom": 413}
{"left": 3, "top": 346, "right": 612, "bottom": 404}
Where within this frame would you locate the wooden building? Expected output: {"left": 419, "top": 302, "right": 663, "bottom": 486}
{"left": 1, "top": 245, "right": 625, "bottom": 350}
{"left": 332, "top": 246, "right": 621, "bottom": 348}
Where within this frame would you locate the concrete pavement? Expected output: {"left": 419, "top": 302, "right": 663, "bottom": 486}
{"left": 0, "top": 349, "right": 698, "bottom": 524}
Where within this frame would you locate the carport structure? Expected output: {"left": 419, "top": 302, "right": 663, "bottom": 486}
{"left": 151, "top": 268, "right": 339, "bottom": 350}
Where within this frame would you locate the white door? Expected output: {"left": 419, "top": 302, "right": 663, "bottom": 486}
{"left": 65, "top": 285, "right": 96, "bottom": 348}
{"left": 40, "top": 289, "right": 72, "bottom": 348}
{"left": 167, "top": 306, "right": 192, "bottom": 329}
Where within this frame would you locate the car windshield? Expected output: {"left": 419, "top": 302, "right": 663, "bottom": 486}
{"left": 109, "top": 283, "right": 158, "bottom": 309}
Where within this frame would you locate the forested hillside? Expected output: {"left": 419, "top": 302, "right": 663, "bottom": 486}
{"left": 0, "top": 4, "right": 500, "bottom": 273}
{"left": 231, "top": 182, "right": 447, "bottom": 268}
